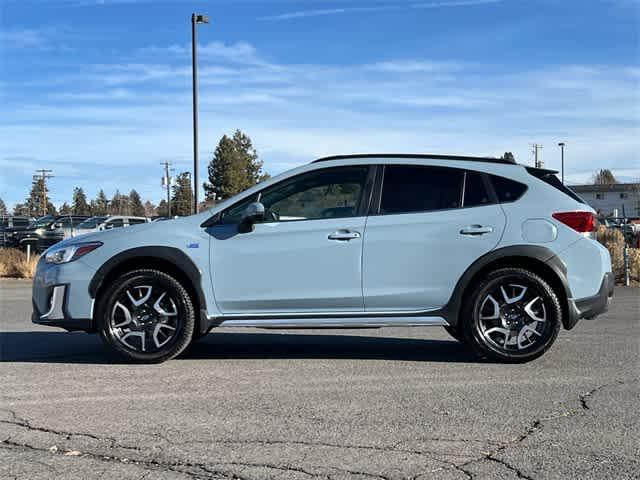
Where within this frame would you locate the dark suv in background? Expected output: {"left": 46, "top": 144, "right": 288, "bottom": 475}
{"left": 7, "top": 215, "right": 88, "bottom": 252}
{"left": 0, "top": 216, "right": 32, "bottom": 248}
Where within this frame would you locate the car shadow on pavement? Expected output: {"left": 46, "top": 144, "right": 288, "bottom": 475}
{"left": 1, "top": 331, "right": 478, "bottom": 364}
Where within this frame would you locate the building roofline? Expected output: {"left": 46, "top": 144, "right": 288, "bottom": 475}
{"left": 570, "top": 183, "right": 640, "bottom": 192}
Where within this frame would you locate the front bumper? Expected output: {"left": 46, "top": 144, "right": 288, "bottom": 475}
{"left": 32, "top": 258, "right": 96, "bottom": 332}
{"left": 567, "top": 272, "right": 615, "bottom": 326}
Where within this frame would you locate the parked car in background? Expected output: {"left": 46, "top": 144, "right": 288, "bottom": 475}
{"left": 38, "top": 215, "right": 90, "bottom": 252}
{"left": 72, "top": 216, "right": 151, "bottom": 237}
{"left": 8, "top": 215, "right": 89, "bottom": 252}
{"left": 0, "top": 215, "right": 32, "bottom": 247}
{"left": 32, "top": 153, "right": 613, "bottom": 364}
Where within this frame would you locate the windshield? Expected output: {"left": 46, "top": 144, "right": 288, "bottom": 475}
{"left": 29, "top": 215, "right": 56, "bottom": 228}
{"left": 77, "top": 216, "right": 108, "bottom": 229}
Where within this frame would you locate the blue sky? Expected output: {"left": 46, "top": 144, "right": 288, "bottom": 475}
{"left": 1, "top": 0, "right": 639, "bottom": 209}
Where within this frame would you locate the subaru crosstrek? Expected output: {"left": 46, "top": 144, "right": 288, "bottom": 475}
{"left": 32, "top": 154, "right": 614, "bottom": 363}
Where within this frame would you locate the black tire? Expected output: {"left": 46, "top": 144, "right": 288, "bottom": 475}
{"left": 443, "top": 326, "right": 468, "bottom": 344}
{"left": 461, "top": 267, "right": 562, "bottom": 363}
{"left": 97, "top": 269, "right": 195, "bottom": 363}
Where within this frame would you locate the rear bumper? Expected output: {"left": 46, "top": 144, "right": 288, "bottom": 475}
{"left": 567, "top": 272, "right": 614, "bottom": 326}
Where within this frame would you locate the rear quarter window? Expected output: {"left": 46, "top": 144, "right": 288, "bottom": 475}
{"left": 488, "top": 175, "right": 528, "bottom": 203}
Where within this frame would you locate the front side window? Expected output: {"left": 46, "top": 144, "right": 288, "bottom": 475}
{"left": 260, "top": 167, "right": 369, "bottom": 222}
{"left": 220, "top": 166, "right": 370, "bottom": 224}
{"left": 380, "top": 165, "right": 464, "bottom": 215}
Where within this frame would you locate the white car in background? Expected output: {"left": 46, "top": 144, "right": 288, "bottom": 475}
{"left": 72, "top": 216, "right": 150, "bottom": 237}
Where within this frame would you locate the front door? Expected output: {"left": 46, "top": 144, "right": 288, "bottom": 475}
{"left": 209, "top": 165, "right": 373, "bottom": 315}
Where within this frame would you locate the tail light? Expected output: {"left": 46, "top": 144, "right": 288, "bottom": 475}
{"left": 552, "top": 211, "right": 597, "bottom": 238}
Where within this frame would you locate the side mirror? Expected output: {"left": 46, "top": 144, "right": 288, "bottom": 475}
{"left": 239, "top": 202, "right": 265, "bottom": 233}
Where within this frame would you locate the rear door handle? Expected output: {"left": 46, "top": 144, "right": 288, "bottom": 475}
{"left": 328, "top": 230, "right": 361, "bottom": 241}
{"left": 460, "top": 225, "right": 493, "bottom": 236}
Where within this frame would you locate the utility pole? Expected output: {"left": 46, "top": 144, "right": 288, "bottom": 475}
{"left": 161, "top": 162, "right": 173, "bottom": 217}
{"left": 531, "top": 144, "right": 543, "bottom": 168}
{"left": 33, "top": 169, "right": 54, "bottom": 216}
{"left": 558, "top": 142, "right": 566, "bottom": 184}
{"left": 191, "top": 13, "right": 210, "bottom": 215}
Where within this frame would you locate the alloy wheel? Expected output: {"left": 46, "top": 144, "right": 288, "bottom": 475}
{"left": 109, "top": 284, "right": 182, "bottom": 353}
{"left": 476, "top": 281, "right": 551, "bottom": 353}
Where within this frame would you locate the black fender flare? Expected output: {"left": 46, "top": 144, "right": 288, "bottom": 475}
{"left": 88, "top": 246, "right": 210, "bottom": 333}
{"left": 441, "top": 245, "right": 575, "bottom": 329}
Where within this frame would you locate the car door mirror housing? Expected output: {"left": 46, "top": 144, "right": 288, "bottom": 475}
{"left": 239, "top": 202, "right": 265, "bottom": 233}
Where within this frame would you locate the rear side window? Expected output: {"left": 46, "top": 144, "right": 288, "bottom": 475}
{"left": 525, "top": 167, "right": 585, "bottom": 204}
{"left": 380, "top": 165, "right": 464, "bottom": 215}
{"left": 463, "top": 172, "right": 494, "bottom": 207}
{"left": 128, "top": 218, "right": 147, "bottom": 225}
{"left": 489, "top": 175, "right": 528, "bottom": 203}
{"left": 14, "top": 219, "right": 29, "bottom": 227}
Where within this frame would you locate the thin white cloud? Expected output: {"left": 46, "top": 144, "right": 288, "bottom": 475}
{"left": 412, "top": 0, "right": 504, "bottom": 8}
{"left": 258, "top": 0, "right": 504, "bottom": 21}
{"left": 258, "top": 6, "right": 397, "bottom": 21}
{"left": 141, "top": 41, "right": 263, "bottom": 65}
{"left": 0, "top": 29, "right": 49, "bottom": 49}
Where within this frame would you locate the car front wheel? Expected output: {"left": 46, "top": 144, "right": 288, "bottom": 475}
{"left": 462, "top": 267, "right": 562, "bottom": 363}
{"left": 97, "top": 269, "right": 195, "bottom": 363}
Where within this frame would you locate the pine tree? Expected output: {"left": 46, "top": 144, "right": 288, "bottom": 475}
{"left": 109, "top": 190, "right": 130, "bottom": 215}
{"left": 502, "top": 152, "right": 516, "bottom": 162}
{"left": 25, "top": 178, "right": 55, "bottom": 217}
{"left": 59, "top": 202, "right": 72, "bottom": 215}
{"left": 129, "top": 190, "right": 145, "bottom": 216}
{"left": 171, "top": 172, "right": 194, "bottom": 216}
{"left": 13, "top": 203, "right": 29, "bottom": 216}
{"left": 72, "top": 187, "right": 91, "bottom": 215}
{"left": 0, "top": 197, "right": 7, "bottom": 216}
{"left": 157, "top": 200, "right": 169, "bottom": 217}
{"left": 593, "top": 169, "right": 618, "bottom": 185}
{"left": 143, "top": 200, "right": 156, "bottom": 217}
{"left": 93, "top": 190, "right": 109, "bottom": 215}
{"left": 204, "top": 130, "right": 269, "bottom": 201}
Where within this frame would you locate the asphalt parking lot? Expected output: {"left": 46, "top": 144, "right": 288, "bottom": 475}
{"left": 0, "top": 279, "right": 638, "bottom": 480}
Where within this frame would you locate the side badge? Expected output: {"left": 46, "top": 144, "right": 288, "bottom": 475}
{"left": 187, "top": 242, "right": 199, "bottom": 249}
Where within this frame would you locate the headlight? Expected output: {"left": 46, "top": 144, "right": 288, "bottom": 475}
{"left": 45, "top": 242, "right": 103, "bottom": 264}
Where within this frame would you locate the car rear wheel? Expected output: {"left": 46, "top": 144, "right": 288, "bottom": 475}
{"left": 462, "top": 268, "right": 561, "bottom": 363}
{"left": 97, "top": 269, "right": 195, "bottom": 363}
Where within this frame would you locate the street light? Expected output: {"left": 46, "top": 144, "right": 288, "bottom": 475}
{"left": 558, "top": 142, "right": 566, "bottom": 184}
{"left": 192, "top": 13, "right": 209, "bottom": 214}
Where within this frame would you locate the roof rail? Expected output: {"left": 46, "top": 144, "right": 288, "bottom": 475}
{"left": 312, "top": 153, "right": 517, "bottom": 165}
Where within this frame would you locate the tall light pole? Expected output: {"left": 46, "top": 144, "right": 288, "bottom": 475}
{"left": 558, "top": 142, "right": 566, "bottom": 184}
{"left": 191, "top": 13, "right": 209, "bottom": 214}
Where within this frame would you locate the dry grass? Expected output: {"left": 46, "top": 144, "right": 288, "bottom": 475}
{"left": 0, "top": 248, "right": 40, "bottom": 279}
{"left": 597, "top": 226, "right": 640, "bottom": 285}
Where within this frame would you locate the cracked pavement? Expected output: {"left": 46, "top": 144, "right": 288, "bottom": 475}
{"left": 1, "top": 280, "right": 638, "bottom": 480}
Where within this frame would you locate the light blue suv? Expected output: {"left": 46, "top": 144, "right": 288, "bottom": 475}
{"left": 32, "top": 154, "right": 614, "bottom": 363}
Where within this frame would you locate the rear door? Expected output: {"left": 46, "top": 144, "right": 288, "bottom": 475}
{"left": 363, "top": 165, "right": 506, "bottom": 311}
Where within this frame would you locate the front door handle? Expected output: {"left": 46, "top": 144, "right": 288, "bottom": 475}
{"left": 328, "top": 230, "right": 361, "bottom": 241}
{"left": 460, "top": 225, "right": 493, "bottom": 236}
